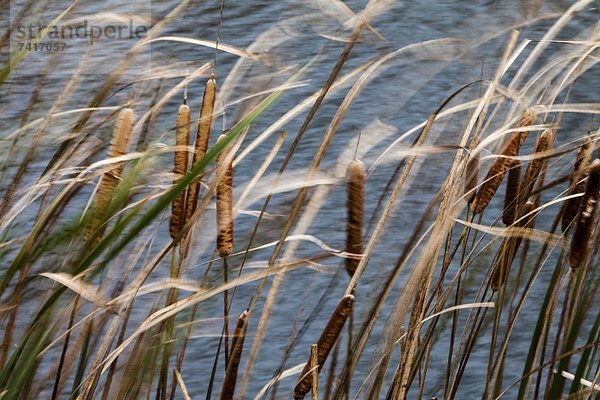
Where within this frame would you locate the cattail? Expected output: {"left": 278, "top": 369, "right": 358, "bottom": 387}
{"left": 216, "top": 134, "right": 233, "bottom": 258}
{"left": 502, "top": 159, "right": 522, "bottom": 226}
{"left": 85, "top": 108, "right": 135, "bottom": 243}
{"left": 294, "top": 294, "right": 354, "bottom": 400}
{"left": 219, "top": 309, "right": 249, "bottom": 400}
{"left": 345, "top": 159, "right": 366, "bottom": 276}
{"left": 521, "top": 128, "right": 554, "bottom": 195}
{"left": 465, "top": 137, "right": 480, "bottom": 203}
{"left": 310, "top": 344, "right": 319, "bottom": 399}
{"left": 569, "top": 159, "right": 600, "bottom": 269}
{"left": 562, "top": 136, "right": 593, "bottom": 232}
{"left": 169, "top": 104, "right": 191, "bottom": 239}
{"left": 471, "top": 110, "right": 535, "bottom": 215}
{"left": 185, "top": 76, "right": 217, "bottom": 224}
{"left": 492, "top": 201, "right": 535, "bottom": 291}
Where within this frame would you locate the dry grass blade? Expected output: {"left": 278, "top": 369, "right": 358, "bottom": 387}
{"left": 502, "top": 159, "right": 522, "bottom": 226}
{"left": 174, "top": 369, "right": 191, "bottom": 400}
{"left": 84, "top": 108, "right": 135, "bottom": 244}
{"left": 471, "top": 110, "right": 536, "bottom": 214}
{"left": 169, "top": 104, "right": 191, "bottom": 239}
{"left": 185, "top": 76, "right": 217, "bottom": 225}
{"left": 569, "top": 159, "right": 600, "bottom": 268}
{"left": 293, "top": 294, "right": 354, "bottom": 400}
{"left": 454, "top": 214, "right": 565, "bottom": 248}
{"left": 216, "top": 134, "right": 234, "bottom": 257}
{"left": 562, "top": 136, "right": 592, "bottom": 232}
{"left": 219, "top": 309, "right": 249, "bottom": 400}
{"left": 345, "top": 159, "right": 366, "bottom": 276}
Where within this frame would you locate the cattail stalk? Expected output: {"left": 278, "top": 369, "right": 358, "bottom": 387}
{"left": 169, "top": 104, "right": 191, "bottom": 239}
{"left": 345, "top": 159, "right": 366, "bottom": 276}
{"left": 311, "top": 344, "right": 319, "bottom": 400}
{"left": 569, "top": 159, "right": 600, "bottom": 269}
{"left": 85, "top": 108, "right": 135, "bottom": 243}
{"left": 294, "top": 294, "right": 354, "bottom": 400}
{"left": 502, "top": 159, "right": 522, "bottom": 226}
{"left": 219, "top": 310, "right": 249, "bottom": 400}
{"left": 216, "top": 134, "right": 234, "bottom": 257}
{"left": 562, "top": 136, "right": 593, "bottom": 232}
{"left": 185, "top": 76, "right": 217, "bottom": 224}
{"left": 471, "top": 110, "right": 535, "bottom": 214}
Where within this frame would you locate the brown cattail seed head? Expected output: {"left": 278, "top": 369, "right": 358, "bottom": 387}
{"left": 502, "top": 159, "right": 522, "bottom": 226}
{"left": 465, "top": 138, "right": 480, "bottom": 203}
{"left": 521, "top": 128, "right": 554, "bottom": 194}
{"left": 471, "top": 110, "right": 535, "bottom": 214}
{"left": 85, "top": 108, "right": 135, "bottom": 243}
{"left": 562, "top": 136, "right": 593, "bottom": 232}
{"left": 293, "top": 294, "right": 354, "bottom": 399}
{"left": 185, "top": 76, "right": 217, "bottom": 224}
{"left": 216, "top": 134, "right": 234, "bottom": 258}
{"left": 219, "top": 309, "right": 249, "bottom": 400}
{"left": 345, "top": 159, "right": 366, "bottom": 276}
{"left": 569, "top": 159, "right": 600, "bottom": 269}
{"left": 169, "top": 104, "right": 191, "bottom": 239}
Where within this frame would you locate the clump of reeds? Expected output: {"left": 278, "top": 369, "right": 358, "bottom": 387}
{"left": 185, "top": 75, "right": 217, "bottom": 224}
{"left": 84, "top": 108, "right": 135, "bottom": 244}
{"left": 219, "top": 309, "right": 249, "bottom": 400}
{"left": 471, "top": 110, "right": 536, "bottom": 214}
{"left": 502, "top": 159, "right": 521, "bottom": 226}
{"left": 569, "top": 159, "right": 600, "bottom": 269}
{"left": 562, "top": 136, "right": 593, "bottom": 232}
{"left": 169, "top": 103, "right": 191, "bottom": 239}
{"left": 464, "top": 137, "right": 480, "bottom": 204}
{"left": 293, "top": 294, "right": 354, "bottom": 399}
{"left": 216, "top": 133, "right": 234, "bottom": 258}
{"left": 345, "top": 159, "right": 366, "bottom": 276}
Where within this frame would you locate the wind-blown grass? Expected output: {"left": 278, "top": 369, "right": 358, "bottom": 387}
{"left": 0, "top": 1, "right": 598, "bottom": 399}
